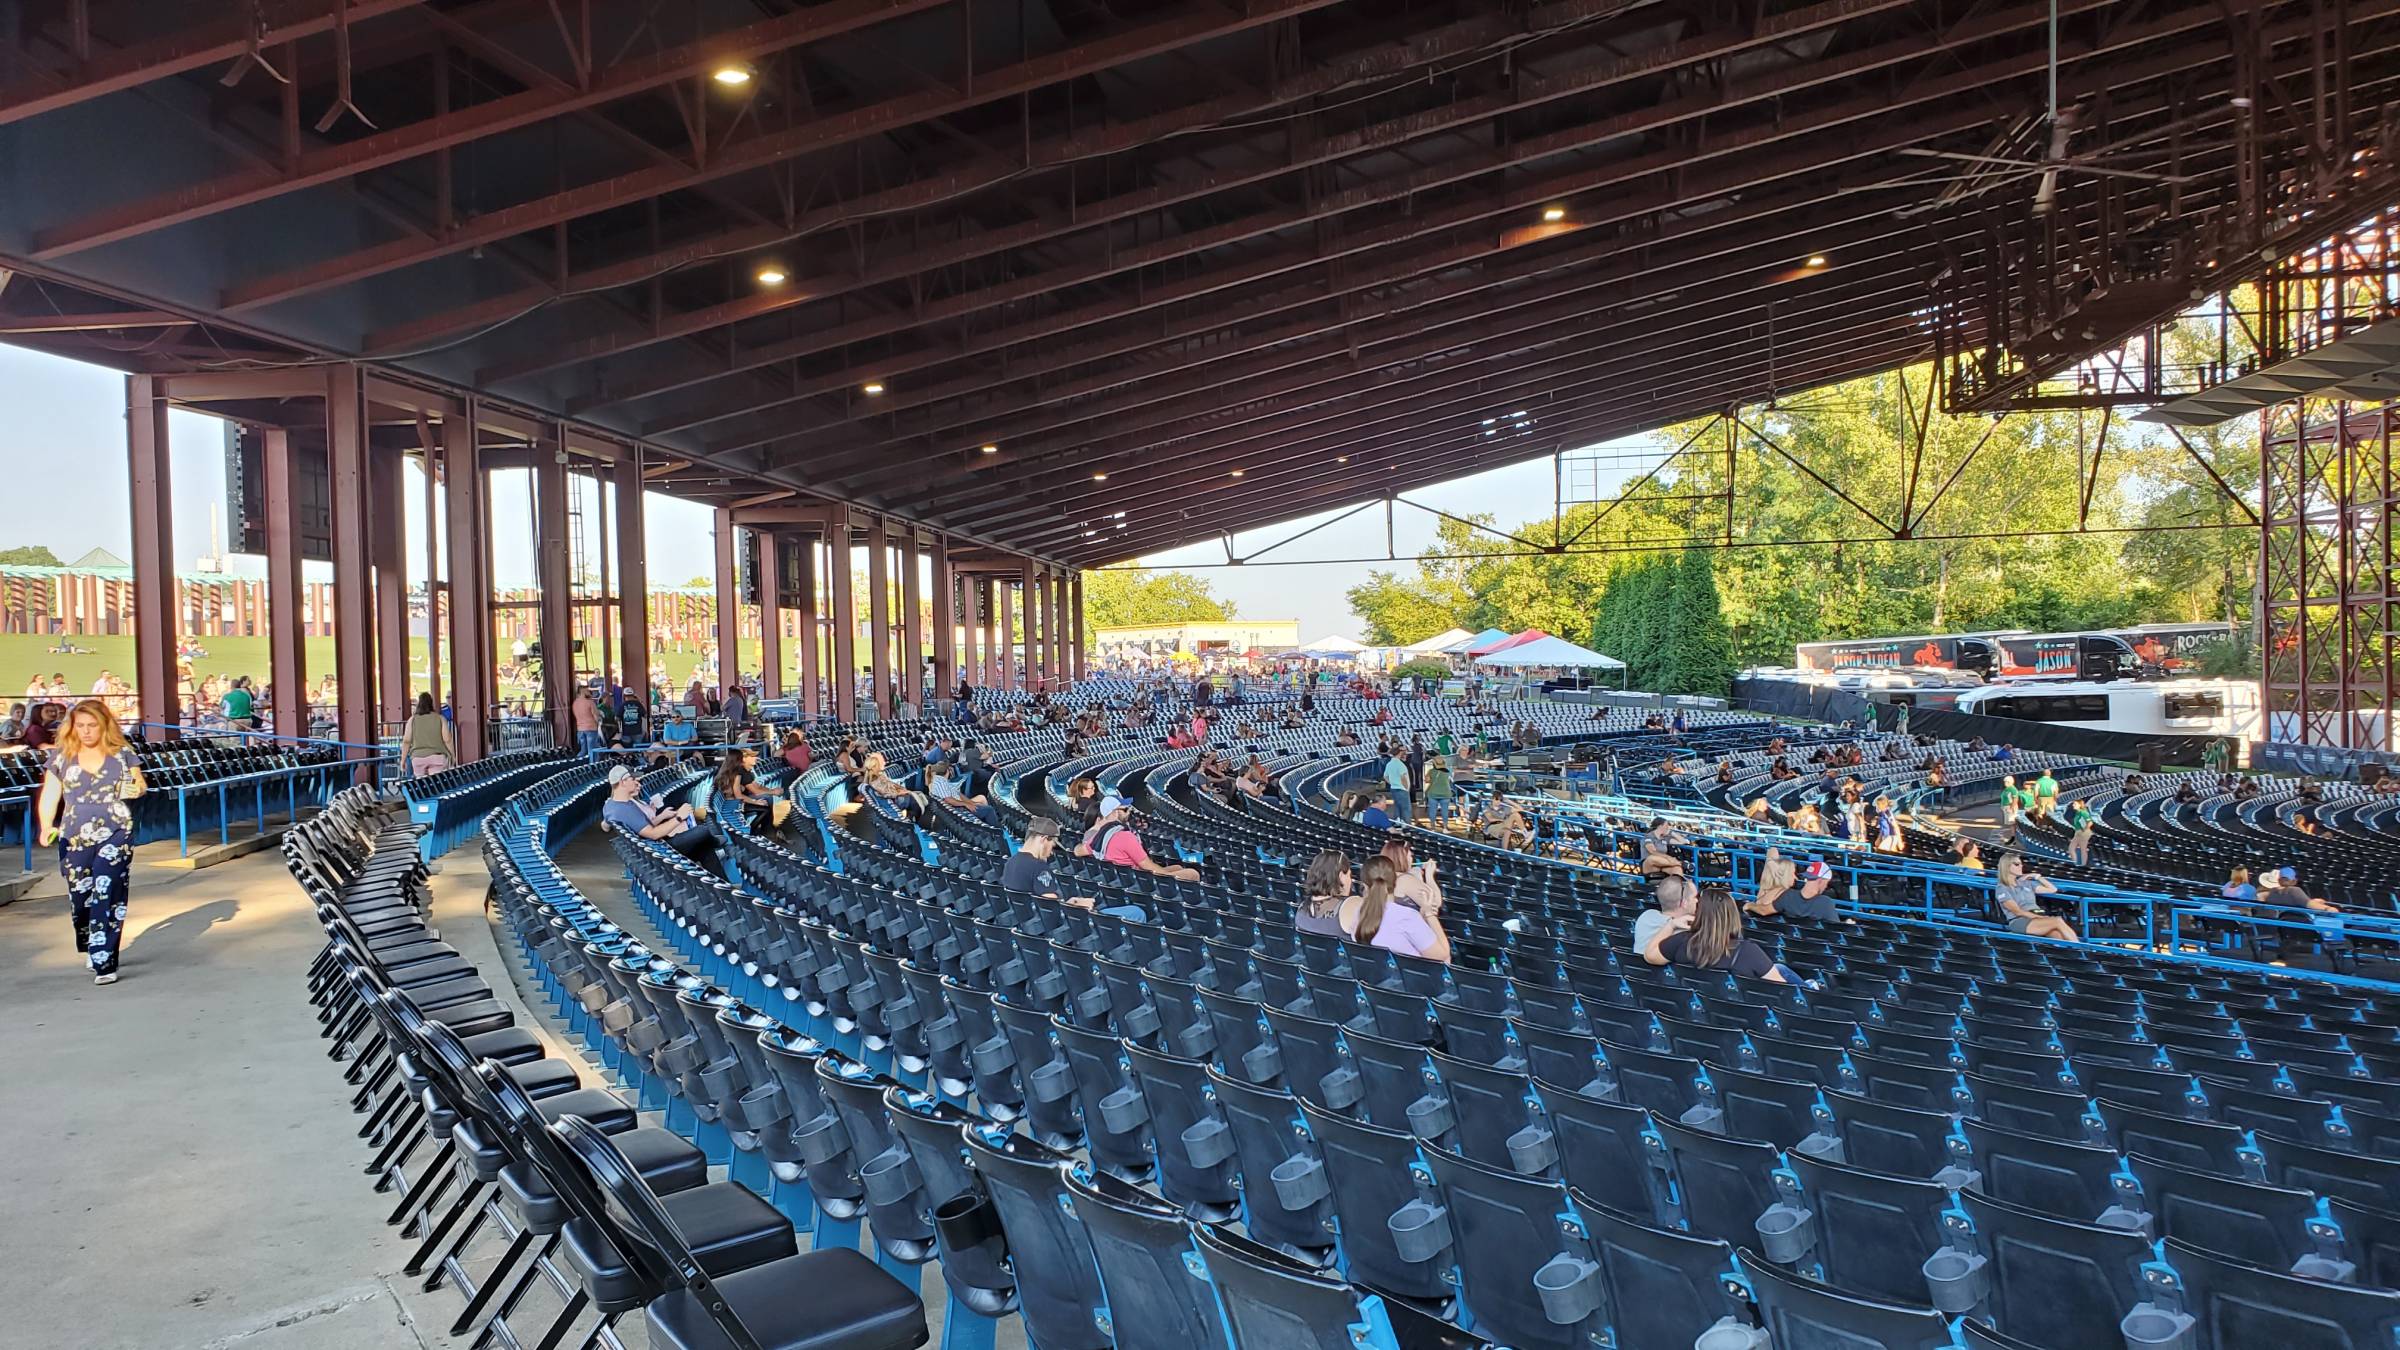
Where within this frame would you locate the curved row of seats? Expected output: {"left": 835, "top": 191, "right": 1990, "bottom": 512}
{"left": 453, "top": 735, "right": 2400, "bottom": 1350}
{"left": 286, "top": 777, "right": 930, "bottom": 1350}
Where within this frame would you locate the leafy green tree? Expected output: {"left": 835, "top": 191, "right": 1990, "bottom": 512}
{"left": 1659, "top": 547, "right": 1736, "bottom": 696}
{"left": 1346, "top": 568, "right": 1472, "bottom": 645}
{"left": 1081, "top": 569, "right": 1236, "bottom": 630}
{"left": 0, "top": 545, "right": 62, "bottom": 566}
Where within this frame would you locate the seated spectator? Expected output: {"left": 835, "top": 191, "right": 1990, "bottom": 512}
{"left": 1743, "top": 798, "right": 1771, "bottom": 821}
{"left": 1479, "top": 795, "right": 1531, "bottom": 849}
{"left": 1078, "top": 794, "right": 1201, "bottom": 881}
{"left": 713, "top": 746, "right": 790, "bottom": 835}
{"left": 601, "top": 765, "right": 725, "bottom": 877}
{"left": 1297, "top": 849, "right": 1351, "bottom": 936}
{"left": 1641, "top": 885, "right": 1788, "bottom": 982}
{"left": 1639, "top": 818, "right": 1688, "bottom": 878}
{"left": 928, "top": 760, "right": 999, "bottom": 825}
{"left": 1992, "top": 854, "right": 2078, "bottom": 941}
{"left": 1358, "top": 792, "right": 1397, "bottom": 830}
{"left": 1379, "top": 838, "right": 1442, "bottom": 916}
{"left": 1632, "top": 874, "right": 1696, "bottom": 953}
{"left": 1747, "top": 846, "right": 1795, "bottom": 912}
{"left": 1339, "top": 856, "right": 1450, "bottom": 962}
{"left": 1002, "top": 817, "right": 1145, "bottom": 920}
{"left": 1951, "top": 837, "right": 1985, "bottom": 870}
{"left": 2262, "top": 865, "right": 2340, "bottom": 913}
{"left": 861, "top": 752, "right": 930, "bottom": 826}
{"left": 2220, "top": 866, "right": 2258, "bottom": 905}
{"left": 779, "top": 729, "right": 812, "bottom": 773}
{"left": 1750, "top": 855, "right": 1838, "bottom": 922}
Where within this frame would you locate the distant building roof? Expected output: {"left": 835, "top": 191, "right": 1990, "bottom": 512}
{"left": 71, "top": 547, "right": 129, "bottom": 570}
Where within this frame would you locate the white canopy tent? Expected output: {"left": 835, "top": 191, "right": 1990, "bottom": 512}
{"left": 1402, "top": 627, "right": 1475, "bottom": 655}
{"left": 1472, "top": 635, "right": 1626, "bottom": 669}
{"left": 1300, "top": 635, "right": 1368, "bottom": 652}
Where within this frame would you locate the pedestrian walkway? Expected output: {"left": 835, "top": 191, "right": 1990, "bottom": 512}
{"left": 0, "top": 841, "right": 536, "bottom": 1350}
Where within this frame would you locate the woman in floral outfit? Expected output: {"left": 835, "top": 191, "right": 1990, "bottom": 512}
{"left": 37, "top": 699, "right": 146, "bottom": 985}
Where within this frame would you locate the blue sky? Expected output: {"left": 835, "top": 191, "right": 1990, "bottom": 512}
{"left": 0, "top": 342, "right": 1614, "bottom": 633}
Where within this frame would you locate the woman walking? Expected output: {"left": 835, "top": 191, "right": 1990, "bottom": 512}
{"left": 36, "top": 699, "right": 147, "bottom": 985}
{"left": 402, "top": 692, "right": 457, "bottom": 778}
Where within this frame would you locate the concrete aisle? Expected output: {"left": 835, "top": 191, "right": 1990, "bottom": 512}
{"left": 0, "top": 841, "right": 527, "bottom": 1350}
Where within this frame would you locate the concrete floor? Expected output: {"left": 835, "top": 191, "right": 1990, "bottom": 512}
{"left": 0, "top": 819, "right": 1025, "bottom": 1350}
{"left": 0, "top": 841, "right": 528, "bottom": 1349}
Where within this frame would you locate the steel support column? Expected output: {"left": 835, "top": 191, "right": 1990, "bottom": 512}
{"left": 535, "top": 441, "right": 575, "bottom": 744}
{"left": 958, "top": 573, "right": 979, "bottom": 695}
{"left": 612, "top": 453, "right": 650, "bottom": 712}
{"left": 929, "top": 535, "right": 955, "bottom": 711}
{"left": 326, "top": 365, "right": 376, "bottom": 750}
{"left": 758, "top": 529, "right": 783, "bottom": 699}
{"left": 443, "top": 407, "right": 490, "bottom": 761}
{"left": 1019, "top": 560, "right": 1041, "bottom": 692}
{"left": 1052, "top": 570, "right": 1070, "bottom": 691}
{"left": 263, "top": 427, "right": 307, "bottom": 741}
{"left": 422, "top": 441, "right": 442, "bottom": 712}
{"left": 126, "top": 374, "right": 176, "bottom": 736}
{"left": 901, "top": 529, "right": 924, "bottom": 715}
{"left": 713, "top": 507, "right": 740, "bottom": 698}
{"left": 828, "top": 509, "right": 856, "bottom": 722}
{"left": 1070, "top": 572, "right": 1085, "bottom": 682}
{"left": 868, "top": 516, "right": 893, "bottom": 718}
{"left": 795, "top": 532, "right": 821, "bottom": 719}
{"left": 371, "top": 443, "right": 410, "bottom": 723}
{"left": 996, "top": 579, "right": 1014, "bottom": 692}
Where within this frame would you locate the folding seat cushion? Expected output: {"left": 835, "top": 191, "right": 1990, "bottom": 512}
{"left": 559, "top": 1181, "right": 798, "bottom": 1311}
{"left": 1737, "top": 1251, "right": 1959, "bottom": 1350}
{"left": 1650, "top": 1116, "right": 1780, "bottom": 1248}
{"left": 1295, "top": 1098, "right": 1454, "bottom": 1304}
{"left": 1192, "top": 1223, "right": 1405, "bottom": 1350}
{"left": 1576, "top": 1201, "right": 1750, "bottom": 1350}
{"left": 1416, "top": 1146, "right": 1609, "bottom": 1350}
{"left": 2148, "top": 1236, "right": 2400, "bottom": 1350}
{"left": 1779, "top": 1153, "right": 1953, "bottom": 1306}
{"left": 2099, "top": 1100, "right": 2251, "bottom": 1176}
{"left": 1060, "top": 1170, "right": 1232, "bottom": 1350}
{"left": 641, "top": 1241, "right": 927, "bottom": 1350}
{"left": 2123, "top": 1154, "right": 2339, "bottom": 1277}
{"left": 1122, "top": 1041, "right": 1240, "bottom": 1219}
{"left": 1946, "top": 1189, "right": 2150, "bottom": 1347}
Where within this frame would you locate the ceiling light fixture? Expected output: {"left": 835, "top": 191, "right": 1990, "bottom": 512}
{"left": 862, "top": 382, "right": 885, "bottom": 395}
{"left": 980, "top": 444, "right": 999, "bottom": 455}
{"left": 1230, "top": 468, "right": 1245, "bottom": 478}
{"left": 1543, "top": 206, "right": 1567, "bottom": 223}
{"left": 1092, "top": 471, "right": 1109, "bottom": 481}
{"left": 1335, "top": 455, "right": 1349, "bottom": 463}
{"left": 1804, "top": 254, "right": 1829, "bottom": 268}
{"left": 754, "top": 266, "right": 787, "bottom": 286}
{"left": 711, "top": 65, "right": 753, "bottom": 86}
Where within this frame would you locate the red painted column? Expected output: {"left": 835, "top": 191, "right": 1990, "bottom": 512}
{"left": 612, "top": 454, "right": 650, "bottom": 716}
{"left": 712, "top": 508, "right": 740, "bottom": 700}
{"left": 126, "top": 375, "right": 176, "bottom": 735}
{"left": 262, "top": 427, "right": 308, "bottom": 739}
{"left": 929, "top": 535, "right": 955, "bottom": 711}
{"left": 422, "top": 444, "right": 443, "bottom": 711}
{"left": 900, "top": 529, "right": 925, "bottom": 715}
{"left": 957, "top": 572, "right": 979, "bottom": 695}
{"left": 828, "top": 509, "right": 857, "bottom": 722}
{"left": 996, "top": 579, "right": 1016, "bottom": 693}
{"left": 371, "top": 443, "right": 410, "bottom": 726}
{"left": 793, "top": 533, "right": 820, "bottom": 719}
{"left": 326, "top": 365, "right": 377, "bottom": 749}
{"left": 441, "top": 408, "right": 492, "bottom": 760}
{"left": 1020, "top": 560, "right": 1044, "bottom": 692}
{"left": 1070, "top": 572, "right": 1085, "bottom": 682}
{"left": 867, "top": 516, "right": 893, "bottom": 718}
{"left": 535, "top": 440, "right": 576, "bottom": 746}
{"left": 758, "top": 529, "right": 783, "bottom": 699}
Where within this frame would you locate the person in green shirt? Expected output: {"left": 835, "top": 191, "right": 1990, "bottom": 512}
{"left": 1434, "top": 728, "right": 1455, "bottom": 758}
{"left": 1998, "top": 775, "right": 2029, "bottom": 843}
{"left": 2032, "top": 770, "right": 2059, "bottom": 820}
{"left": 1424, "top": 755, "right": 1454, "bottom": 826}
{"left": 219, "top": 676, "right": 258, "bottom": 730}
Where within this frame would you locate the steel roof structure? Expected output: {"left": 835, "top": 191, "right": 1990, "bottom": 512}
{"left": 4, "top": 0, "right": 2400, "bottom": 573}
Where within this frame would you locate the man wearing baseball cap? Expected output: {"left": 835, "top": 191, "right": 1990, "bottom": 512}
{"left": 1075, "top": 794, "right": 1201, "bottom": 881}
{"left": 600, "top": 764, "right": 725, "bottom": 877}
{"left": 1005, "top": 816, "right": 1148, "bottom": 919}
{"left": 2262, "top": 866, "right": 2340, "bottom": 915}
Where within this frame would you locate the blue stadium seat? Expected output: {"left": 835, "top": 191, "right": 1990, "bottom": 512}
{"left": 1778, "top": 1152, "right": 1955, "bottom": 1306}
{"left": 1205, "top": 1068, "right": 1338, "bottom": 1262}
{"left": 2122, "top": 1154, "right": 2349, "bottom": 1278}
{"left": 1418, "top": 1145, "right": 1610, "bottom": 1350}
{"left": 2141, "top": 1236, "right": 2400, "bottom": 1350}
{"left": 1060, "top": 1167, "right": 1234, "bottom": 1350}
{"left": 1122, "top": 1040, "right": 1242, "bottom": 1220}
{"left": 1530, "top": 1079, "right": 1665, "bottom": 1223}
{"left": 1951, "top": 1117, "right": 2124, "bottom": 1222}
{"left": 1191, "top": 1223, "right": 1408, "bottom": 1350}
{"left": 1295, "top": 1098, "right": 1455, "bottom": 1307}
{"left": 1577, "top": 1199, "right": 1756, "bottom": 1349}
{"left": 1650, "top": 1115, "right": 1781, "bottom": 1248}
{"left": 1735, "top": 1249, "right": 1960, "bottom": 1350}
{"left": 1939, "top": 1189, "right": 2151, "bottom": 1345}
{"left": 958, "top": 1127, "right": 1111, "bottom": 1350}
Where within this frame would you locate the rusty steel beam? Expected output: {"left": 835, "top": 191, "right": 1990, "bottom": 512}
{"left": 214, "top": 0, "right": 1350, "bottom": 314}
{"left": 1070, "top": 326, "right": 1941, "bottom": 564}
{"left": 28, "top": 0, "right": 951, "bottom": 258}
{"left": 936, "top": 257, "right": 1943, "bottom": 528}
{"left": 481, "top": 0, "right": 1911, "bottom": 392}
{"left": 0, "top": 0, "right": 431, "bottom": 126}
{"left": 985, "top": 280, "right": 1936, "bottom": 541}
{"left": 842, "top": 178, "right": 1939, "bottom": 498}
{"left": 365, "top": 0, "right": 1637, "bottom": 359}
{"left": 676, "top": 0, "right": 2309, "bottom": 458}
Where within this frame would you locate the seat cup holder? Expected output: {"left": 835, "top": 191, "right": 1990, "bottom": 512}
{"left": 1920, "top": 1247, "right": 1989, "bottom": 1314}
{"left": 2119, "top": 1304, "right": 2197, "bottom": 1350}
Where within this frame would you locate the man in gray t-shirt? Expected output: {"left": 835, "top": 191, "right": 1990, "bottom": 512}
{"left": 1632, "top": 875, "right": 1697, "bottom": 952}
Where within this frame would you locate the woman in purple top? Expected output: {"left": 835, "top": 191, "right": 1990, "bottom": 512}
{"left": 1340, "top": 856, "right": 1450, "bottom": 963}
